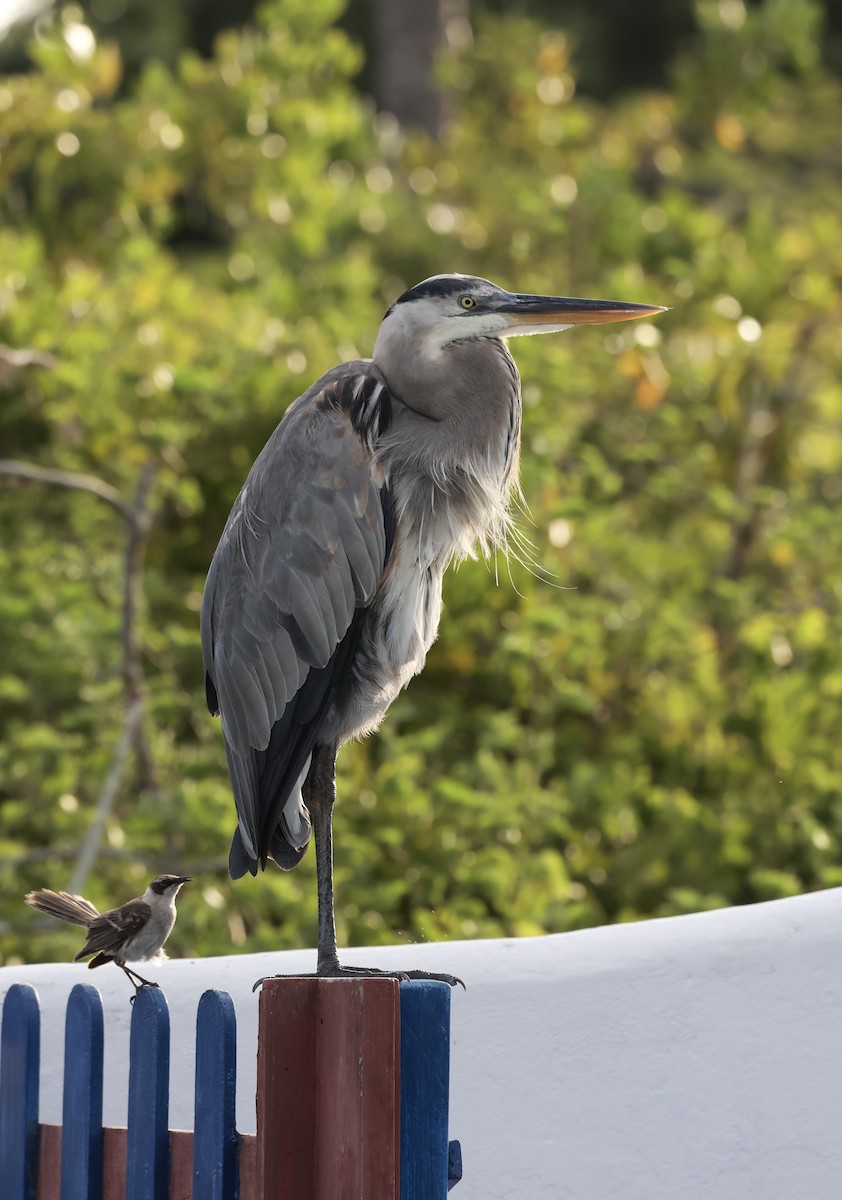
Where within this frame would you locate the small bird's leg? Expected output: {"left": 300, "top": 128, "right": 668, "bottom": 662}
{"left": 118, "top": 962, "right": 160, "bottom": 996}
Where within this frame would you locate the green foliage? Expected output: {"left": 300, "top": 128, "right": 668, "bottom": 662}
{"left": 1, "top": 0, "right": 841, "bottom": 966}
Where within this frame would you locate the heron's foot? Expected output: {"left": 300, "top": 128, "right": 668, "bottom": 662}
{"left": 253, "top": 964, "right": 464, "bottom": 992}
{"left": 400, "top": 968, "right": 466, "bottom": 990}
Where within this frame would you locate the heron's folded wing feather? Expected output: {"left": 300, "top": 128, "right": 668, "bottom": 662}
{"left": 201, "top": 364, "right": 391, "bottom": 865}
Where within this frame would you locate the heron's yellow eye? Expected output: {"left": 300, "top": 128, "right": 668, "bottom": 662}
{"left": 459, "top": 295, "right": 476, "bottom": 309}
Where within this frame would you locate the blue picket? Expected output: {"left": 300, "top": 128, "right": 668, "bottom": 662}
{"left": 399, "top": 980, "right": 456, "bottom": 1200}
{"left": 0, "top": 984, "right": 41, "bottom": 1200}
{"left": 61, "top": 984, "right": 104, "bottom": 1200}
{"left": 193, "top": 990, "right": 238, "bottom": 1200}
{"left": 126, "top": 987, "right": 170, "bottom": 1200}
{"left": 447, "top": 1139, "right": 463, "bottom": 1191}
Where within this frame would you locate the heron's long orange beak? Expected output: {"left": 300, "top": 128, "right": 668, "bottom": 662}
{"left": 498, "top": 294, "right": 668, "bottom": 332}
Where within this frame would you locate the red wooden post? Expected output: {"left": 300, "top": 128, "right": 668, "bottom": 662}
{"left": 169, "top": 1131, "right": 194, "bottom": 1198}
{"left": 35, "top": 1126, "right": 61, "bottom": 1200}
{"left": 256, "top": 978, "right": 400, "bottom": 1200}
{"left": 101, "top": 1127, "right": 127, "bottom": 1199}
{"left": 238, "top": 1135, "right": 258, "bottom": 1200}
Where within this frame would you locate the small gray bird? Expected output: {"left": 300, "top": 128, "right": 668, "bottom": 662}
{"left": 25, "top": 874, "right": 191, "bottom": 995}
{"left": 202, "top": 273, "right": 665, "bottom": 982}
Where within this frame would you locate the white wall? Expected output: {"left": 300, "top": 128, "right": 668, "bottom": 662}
{"left": 3, "top": 888, "right": 842, "bottom": 1199}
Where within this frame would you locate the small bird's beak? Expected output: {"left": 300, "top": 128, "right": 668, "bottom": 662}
{"left": 496, "top": 293, "right": 668, "bottom": 337}
{"left": 177, "top": 876, "right": 192, "bottom": 885}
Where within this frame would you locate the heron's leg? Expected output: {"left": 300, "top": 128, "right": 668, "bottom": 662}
{"left": 292, "top": 742, "right": 464, "bottom": 989}
{"left": 305, "top": 742, "right": 342, "bottom": 975}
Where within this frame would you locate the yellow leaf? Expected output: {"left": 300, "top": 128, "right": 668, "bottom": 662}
{"left": 769, "top": 540, "right": 796, "bottom": 568}
{"left": 715, "top": 113, "right": 745, "bottom": 151}
{"left": 616, "top": 349, "right": 642, "bottom": 377}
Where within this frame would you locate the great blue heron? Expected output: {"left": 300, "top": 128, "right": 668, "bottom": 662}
{"left": 201, "top": 274, "right": 665, "bottom": 982}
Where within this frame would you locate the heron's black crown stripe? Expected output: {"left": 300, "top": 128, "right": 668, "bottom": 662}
{"left": 386, "top": 274, "right": 493, "bottom": 315}
{"left": 396, "top": 277, "right": 469, "bottom": 304}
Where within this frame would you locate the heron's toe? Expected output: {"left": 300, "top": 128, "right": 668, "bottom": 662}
{"left": 401, "top": 969, "right": 466, "bottom": 990}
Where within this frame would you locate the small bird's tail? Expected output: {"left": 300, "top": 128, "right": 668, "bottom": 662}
{"left": 25, "top": 889, "right": 100, "bottom": 928}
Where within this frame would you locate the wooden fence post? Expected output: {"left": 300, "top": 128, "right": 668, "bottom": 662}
{"left": 0, "top": 984, "right": 40, "bottom": 1200}
{"left": 193, "top": 989, "right": 239, "bottom": 1200}
{"left": 126, "top": 986, "right": 170, "bottom": 1200}
{"left": 61, "top": 984, "right": 104, "bottom": 1200}
{"left": 257, "top": 978, "right": 401, "bottom": 1200}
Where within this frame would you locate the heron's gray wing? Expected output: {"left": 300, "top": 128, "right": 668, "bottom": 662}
{"left": 201, "top": 363, "right": 394, "bottom": 876}
{"left": 75, "top": 899, "right": 151, "bottom": 960}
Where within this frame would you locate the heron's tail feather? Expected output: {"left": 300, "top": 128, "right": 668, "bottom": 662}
{"left": 270, "top": 786, "right": 312, "bottom": 870}
{"left": 25, "top": 889, "right": 100, "bottom": 927}
{"left": 228, "top": 817, "right": 310, "bottom": 877}
{"left": 269, "top": 826, "right": 310, "bottom": 871}
{"left": 228, "top": 827, "right": 259, "bottom": 879}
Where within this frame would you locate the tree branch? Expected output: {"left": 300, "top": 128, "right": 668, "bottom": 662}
{"left": 67, "top": 697, "right": 143, "bottom": 895}
{"left": 6, "top": 847, "right": 228, "bottom": 873}
{"left": 0, "top": 345, "right": 56, "bottom": 390}
{"left": 122, "top": 461, "right": 158, "bottom": 790}
{"left": 0, "top": 460, "right": 132, "bottom": 520}
{"left": 721, "top": 321, "right": 819, "bottom": 582}
{"left": 0, "top": 455, "right": 162, "bottom": 892}
{"left": 65, "top": 459, "right": 160, "bottom": 891}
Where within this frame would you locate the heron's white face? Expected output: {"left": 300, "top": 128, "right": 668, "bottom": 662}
{"left": 374, "top": 278, "right": 503, "bottom": 362}
{"left": 374, "top": 273, "right": 666, "bottom": 361}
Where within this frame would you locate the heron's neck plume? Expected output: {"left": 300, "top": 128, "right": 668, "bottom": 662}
{"left": 373, "top": 337, "right": 522, "bottom": 565}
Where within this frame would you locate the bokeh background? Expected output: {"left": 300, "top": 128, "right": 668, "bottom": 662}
{"left": 1, "top": 0, "right": 841, "bottom": 967}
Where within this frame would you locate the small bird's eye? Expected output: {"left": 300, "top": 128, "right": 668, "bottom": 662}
{"left": 459, "top": 295, "right": 476, "bottom": 309}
